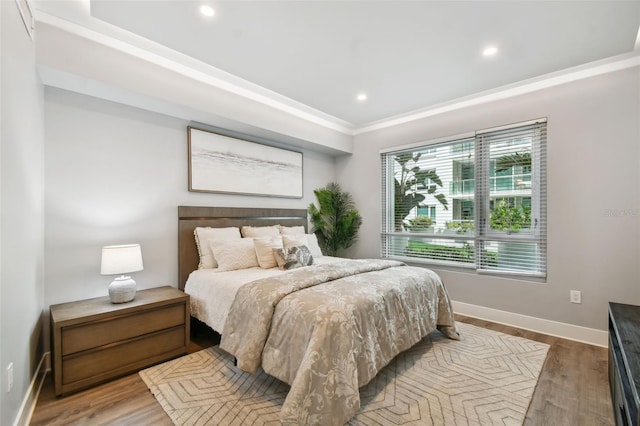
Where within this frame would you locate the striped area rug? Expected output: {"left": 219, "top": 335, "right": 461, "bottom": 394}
{"left": 139, "top": 322, "right": 549, "bottom": 425}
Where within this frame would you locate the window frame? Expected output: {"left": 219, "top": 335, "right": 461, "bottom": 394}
{"left": 380, "top": 119, "right": 547, "bottom": 279}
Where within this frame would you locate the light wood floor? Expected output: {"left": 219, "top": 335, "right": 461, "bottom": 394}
{"left": 30, "top": 315, "right": 613, "bottom": 425}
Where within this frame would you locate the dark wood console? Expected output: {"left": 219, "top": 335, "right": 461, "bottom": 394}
{"left": 608, "top": 302, "right": 640, "bottom": 426}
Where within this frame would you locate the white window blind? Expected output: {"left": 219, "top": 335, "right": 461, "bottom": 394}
{"left": 381, "top": 119, "right": 547, "bottom": 278}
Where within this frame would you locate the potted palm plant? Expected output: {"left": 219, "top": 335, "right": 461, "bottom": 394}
{"left": 308, "top": 182, "right": 362, "bottom": 256}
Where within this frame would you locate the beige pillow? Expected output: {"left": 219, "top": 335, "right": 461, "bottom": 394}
{"left": 253, "top": 237, "right": 283, "bottom": 269}
{"left": 194, "top": 227, "right": 241, "bottom": 269}
{"left": 210, "top": 238, "right": 258, "bottom": 271}
{"left": 241, "top": 225, "right": 280, "bottom": 238}
{"left": 279, "top": 225, "right": 306, "bottom": 235}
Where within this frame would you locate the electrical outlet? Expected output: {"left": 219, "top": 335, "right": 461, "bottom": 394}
{"left": 7, "top": 363, "right": 13, "bottom": 393}
{"left": 570, "top": 290, "right": 582, "bottom": 304}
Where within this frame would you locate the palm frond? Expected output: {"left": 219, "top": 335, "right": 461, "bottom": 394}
{"left": 308, "top": 182, "right": 362, "bottom": 256}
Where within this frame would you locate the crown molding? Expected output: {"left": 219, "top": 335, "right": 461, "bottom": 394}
{"left": 35, "top": 10, "right": 355, "bottom": 136}
{"left": 35, "top": 8, "right": 640, "bottom": 145}
{"left": 355, "top": 51, "right": 640, "bottom": 135}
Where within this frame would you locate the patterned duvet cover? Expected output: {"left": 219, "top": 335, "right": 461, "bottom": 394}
{"left": 220, "top": 259, "right": 459, "bottom": 425}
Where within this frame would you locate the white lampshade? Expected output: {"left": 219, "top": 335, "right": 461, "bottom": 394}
{"left": 100, "top": 244, "right": 143, "bottom": 304}
{"left": 101, "top": 244, "right": 144, "bottom": 275}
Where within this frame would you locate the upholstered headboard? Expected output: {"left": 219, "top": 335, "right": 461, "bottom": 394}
{"left": 177, "top": 206, "right": 308, "bottom": 290}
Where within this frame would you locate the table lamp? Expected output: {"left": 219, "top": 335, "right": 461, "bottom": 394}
{"left": 100, "top": 244, "right": 144, "bottom": 303}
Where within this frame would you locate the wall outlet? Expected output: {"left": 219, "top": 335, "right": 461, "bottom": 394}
{"left": 6, "top": 363, "right": 13, "bottom": 393}
{"left": 570, "top": 290, "right": 582, "bottom": 304}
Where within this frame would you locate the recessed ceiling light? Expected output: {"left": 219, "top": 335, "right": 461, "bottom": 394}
{"left": 200, "top": 5, "right": 215, "bottom": 17}
{"left": 483, "top": 46, "right": 498, "bottom": 57}
{"left": 357, "top": 93, "right": 368, "bottom": 102}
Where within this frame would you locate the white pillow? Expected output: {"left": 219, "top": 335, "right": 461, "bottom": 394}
{"left": 210, "top": 238, "right": 259, "bottom": 271}
{"left": 194, "top": 227, "right": 241, "bottom": 269}
{"left": 279, "top": 225, "right": 306, "bottom": 235}
{"left": 282, "top": 233, "right": 322, "bottom": 258}
{"left": 283, "top": 234, "right": 308, "bottom": 248}
{"left": 305, "top": 233, "right": 324, "bottom": 258}
{"left": 253, "top": 237, "right": 283, "bottom": 269}
{"left": 241, "top": 225, "right": 280, "bottom": 238}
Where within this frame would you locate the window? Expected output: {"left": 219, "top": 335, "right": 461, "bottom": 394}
{"left": 381, "top": 119, "right": 547, "bottom": 278}
{"left": 417, "top": 205, "right": 436, "bottom": 219}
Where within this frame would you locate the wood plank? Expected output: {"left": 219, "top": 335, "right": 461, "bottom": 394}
{"left": 32, "top": 373, "right": 174, "bottom": 426}
{"left": 31, "top": 316, "right": 613, "bottom": 425}
{"left": 456, "top": 315, "right": 613, "bottom": 425}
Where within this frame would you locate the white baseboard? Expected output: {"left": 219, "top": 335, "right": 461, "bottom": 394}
{"left": 13, "top": 352, "right": 50, "bottom": 426}
{"left": 452, "top": 300, "right": 608, "bottom": 347}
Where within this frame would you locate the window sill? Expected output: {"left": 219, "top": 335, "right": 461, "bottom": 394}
{"left": 385, "top": 255, "right": 547, "bottom": 283}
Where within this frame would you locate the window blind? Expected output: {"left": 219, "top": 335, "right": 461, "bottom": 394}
{"left": 475, "top": 121, "right": 547, "bottom": 275}
{"left": 381, "top": 119, "right": 547, "bottom": 278}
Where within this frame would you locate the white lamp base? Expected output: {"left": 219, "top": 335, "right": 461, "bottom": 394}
{"left": 109, "top": 276, "right": 136, "bottom": 303}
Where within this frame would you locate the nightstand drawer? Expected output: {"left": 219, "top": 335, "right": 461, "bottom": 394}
{"left": 62, "top": 303, "right": 185, "bottom": 355}
{"left": 63, "top": 326, "right": 185, "bottom": 385}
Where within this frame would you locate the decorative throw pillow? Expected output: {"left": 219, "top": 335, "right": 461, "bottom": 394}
{"left": 210, "top": 238, "right": 259, "bottom": 271}
{"left": 194, "top": 227, "right": 241, "bottom": 269}
{"left": 241, "top": 225, "right": 280, "bottom": 238}
{"left": 253, "top": 237, "right": 283, "bottom": 269}
{"left": 273, "top": 245, "right": 314, "bottom": 270}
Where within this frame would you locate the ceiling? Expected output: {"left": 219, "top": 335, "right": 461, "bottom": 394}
{"left": 87, "top": 0, "right": 640, "bottom": 126}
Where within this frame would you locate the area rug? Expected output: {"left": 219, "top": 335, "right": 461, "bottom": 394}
{"left": 139, "top": 322, "right": 549, "bottom": 425}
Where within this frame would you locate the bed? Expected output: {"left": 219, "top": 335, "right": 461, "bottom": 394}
{"left": 178, "top": 206, "right": 459, "bottom": 426}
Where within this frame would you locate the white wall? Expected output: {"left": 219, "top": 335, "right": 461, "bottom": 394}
{"left": 1, "top": 2, "right": 46, "bottom": 424}
{"left": 44, "top": 87, "right": 336, "bottom": 312}
{"left": 337, "top": 67, "right": 640, "bottom": 331}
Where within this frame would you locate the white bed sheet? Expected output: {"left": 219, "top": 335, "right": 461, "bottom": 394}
{"left": 185, "top": 256, "right": 341, "bottom": 333}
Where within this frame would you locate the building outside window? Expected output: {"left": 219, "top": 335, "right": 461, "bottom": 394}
{"left": 417, "top": 205, "right": 436, "bottom": 219}
{"left": 380, "top": 119, "right": 547, "bottom": 277}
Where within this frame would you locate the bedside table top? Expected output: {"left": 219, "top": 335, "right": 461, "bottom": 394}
{"left": 50, "top": 286, "right": 188, "bottom": 325}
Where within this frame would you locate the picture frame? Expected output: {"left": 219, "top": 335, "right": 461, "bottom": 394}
{"left": 188, "top": 126, "right": 303, "bottom": 198}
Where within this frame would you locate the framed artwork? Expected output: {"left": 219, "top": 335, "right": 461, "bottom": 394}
{"left": 188, "top": 127, "right": 303, "bottom": 198}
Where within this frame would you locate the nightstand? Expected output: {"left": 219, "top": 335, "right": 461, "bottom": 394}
{"left": 50, "top": 286, "right": 190, "bottom": 396}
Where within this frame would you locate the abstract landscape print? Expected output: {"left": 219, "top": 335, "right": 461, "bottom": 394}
{"left": 188, "top": 127, "right": 302, "bottom": 198}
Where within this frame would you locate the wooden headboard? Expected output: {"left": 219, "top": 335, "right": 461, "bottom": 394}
{"left": 178, "top": 206, "right": 308, "bottom": 290}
